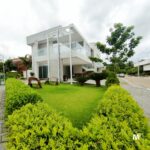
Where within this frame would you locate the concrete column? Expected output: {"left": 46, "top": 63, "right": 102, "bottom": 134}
{"left": 32, "top": 41, "right": 38, "bottom": 78}
{"left": 69, "top": 31, "right": 73, "bottom": 84}
{"left": 47, "top": 37, "right": 50, "bottom": 78}
{"left": 57, "top": 27, "right": 61, "bottom": 82}
{"left": 138, "top": 65, "right": 140, "bottom": 76}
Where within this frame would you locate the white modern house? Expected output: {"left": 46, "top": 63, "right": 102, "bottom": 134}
{"left": 134, "top": 59, "right": 150, "bottom": 75}
{"left": 27, "top": 24, "right": 102, "bottom": 83}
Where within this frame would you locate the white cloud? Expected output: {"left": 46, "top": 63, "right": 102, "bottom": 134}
{"left": 0, "top": 0, "right": 150, "bottom": 62}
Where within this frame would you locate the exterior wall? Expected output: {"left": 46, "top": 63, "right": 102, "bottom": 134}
{"left": 73, "top": 65, "right": 82, "bottom": 73}
{"left": 143, "top": 64, "right": 150, "bottom": 71}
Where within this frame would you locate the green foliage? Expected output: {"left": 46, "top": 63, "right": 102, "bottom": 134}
{"left": 0, "top": 62, "right": 4, "bottom": 72}
{"left": 75, "top": 76, "right": 88, "bottom": 85}
{"left": 6, "top": 103, "right": 80, "bottom": 150}
{"left": 5, "top": 71, "right": 20, "bottom": 78}
{"left": 89, "top": 56, "right": 103, "bottom": 62}
{"left": 81, "top": 86, "right": 150, "bottom": 149}
{"left": 106, "top": 71, "right": 120, "bottom": 87}
{"left": 94, "top": 23, "right": 142, "bottom": 72}
{"left": 5, "top": 78, "right": 43, "bottom": 116}
{"left": 6, "top": 85, "right": 150, "bottom": 149}
{"left": 4, "top": 59, "right": 17, "bottom": 72}
{"left": 90, "top": 71, "right": 108, "bottom": 87}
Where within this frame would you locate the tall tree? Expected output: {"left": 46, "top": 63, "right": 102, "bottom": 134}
{"left": 4, "top": 59, "right": 17, "bottom": 72}
{"left": 19, "top": 54, "right": 32, "bottom": 78}
{"left": 91, "top": 23, "right": 142, "bottom": 73}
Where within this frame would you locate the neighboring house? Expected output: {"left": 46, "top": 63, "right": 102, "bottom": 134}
{"left": 27, "top": 24, "right": 102, "bottom": 82}
{"left": 134, "top": 59, "right": 150, "bottom": 75}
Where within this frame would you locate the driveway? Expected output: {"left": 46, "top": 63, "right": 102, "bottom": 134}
{"left": 120, "top": 76, "right": 150, "bottom": 118}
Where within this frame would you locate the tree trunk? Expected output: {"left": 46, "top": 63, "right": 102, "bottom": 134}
{"left": 95, "top": 80, "right": 101, "bottom": 87}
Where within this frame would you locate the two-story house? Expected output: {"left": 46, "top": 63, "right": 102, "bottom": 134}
{"left": 27, "top": 24, "right": 102, "bottom": 83}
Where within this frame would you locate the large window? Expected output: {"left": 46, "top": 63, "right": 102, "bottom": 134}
{"left": 39, "top": 65, "right": 48, "bottom": 79}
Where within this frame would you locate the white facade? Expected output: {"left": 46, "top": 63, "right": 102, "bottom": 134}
{"left": 134, "top": 59, "right": 150, "bottom": 71}
{"left": 27, "top": 24, "right": 101, "bottom": 82}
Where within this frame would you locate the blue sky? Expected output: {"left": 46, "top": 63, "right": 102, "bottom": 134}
{"left": 0, "top": 0, "right": 150, "bottom": 62}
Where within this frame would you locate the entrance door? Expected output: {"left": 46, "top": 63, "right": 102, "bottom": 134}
{"left": 39, "top": 65, "right": 48, "bottom": 79}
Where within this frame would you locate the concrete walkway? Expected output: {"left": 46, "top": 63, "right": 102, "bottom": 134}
{"left": 0, "top": 85, "right": 5, "bottom": 150}
{"left": 120, "top": 77, "right": 150, "bottom": 118}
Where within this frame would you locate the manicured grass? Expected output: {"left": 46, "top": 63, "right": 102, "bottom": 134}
{"left": 35, "top": 84, "right": 106, "bottom": 128}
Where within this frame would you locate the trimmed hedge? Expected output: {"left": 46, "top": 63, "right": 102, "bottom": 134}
{"left": 81, "top": 86, "right": 150, "bottom": 149}
{"left": 5, "top": 78, "right": 42, "bottom": 116}
{"left": 106, "top": 72, "right": 119, "bottom": 87}
{"left": 6, "top": 103, "right": 80, "bottom": 150}
{"left": 6, "top": 85, "right": 150, "bottom": 149}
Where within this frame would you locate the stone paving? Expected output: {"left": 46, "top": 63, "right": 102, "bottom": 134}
{"left": 120, "top": 77, "right": 150, "bottom": 118}
{"left": 0, "top": 85, "right": 5, "bottom": 150}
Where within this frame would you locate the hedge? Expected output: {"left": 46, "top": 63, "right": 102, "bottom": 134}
{"left": 5, "top": 78, "right": 43, "bottom": 116}
{"left": 6, "top": 85, "right": 150, "bottom": 149}
{"left": 6, "top": 103, "right": 80, "bottom": 150}
{"left": 81, "top": 86, "right": 150, "bottom": 149}
{"left": 105, "top": 71, "right": 120, "bottom": 87}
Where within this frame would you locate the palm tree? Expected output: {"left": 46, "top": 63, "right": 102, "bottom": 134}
{"left": 19, "top": 54, "right": 32, "bottom": 79}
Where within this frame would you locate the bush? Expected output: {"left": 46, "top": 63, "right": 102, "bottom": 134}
{"left": 90, "top": 71, "right": 108, "bottom": 87}
{"left": 6, "top": 71, "right": 21, "bottom": 78}
{"left": 81, "top": 86, "right": 150, "bottom": 149}
{"left": 75, "top": 76, "right": 88, "bottom": 85}
{"left": 105, "top": 71, "right": 119, "bottom": 87}
{"left": 5, "top": 78, "right": 43, "bottom": 116}
{"left": 6, "top": 85, "right": 150, "bottom": 149}
{"left": 6, "top": 103, "right": 80, "bottom": 150}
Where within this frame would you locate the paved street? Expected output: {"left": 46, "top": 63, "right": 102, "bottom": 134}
{"left": 120, "top": 76, "right": 150, "bottom": 118}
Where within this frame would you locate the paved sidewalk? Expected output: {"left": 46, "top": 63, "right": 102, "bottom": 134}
{"left": 0, "top": 85, "right": 5, "bottom": 150}
{"left": 120, "top": 78, "right": 150, "bottom": 118}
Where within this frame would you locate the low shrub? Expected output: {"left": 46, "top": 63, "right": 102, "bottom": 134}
{"left": 90, "top": 71, "right": 108, "bottom": 87}
{"left": 75, "top": 76, "right": 88, "bottom": 85}
{"left": 6, "top": 72, "right": 21, "bottom": 78}
{"left": 5, "top": 78, "right": 42, "bottom": 116}
{"left": 81, "top": 86, "right": 150, "bottom": 149}
{"left": 6, "top": 103, "right": 80, "bottom": 150}
{"left": 105, "top": 71, "right": 119, "bottom": 87}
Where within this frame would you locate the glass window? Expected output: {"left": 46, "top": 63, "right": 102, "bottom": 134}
{"left": 39, "top": 65, "right": 48, "bottom": 79}
{"left": 38, "top": 43, "right": 46, "bottom": 56}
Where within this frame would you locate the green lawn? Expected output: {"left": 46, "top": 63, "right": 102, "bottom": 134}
{"left": 35, "top": 84, "right": 106, "bottom": 128}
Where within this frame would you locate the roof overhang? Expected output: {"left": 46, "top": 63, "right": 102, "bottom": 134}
{"left": 62, "top": 56, "right": 91, "bottom": 65}
{"left": 27, "top": 24, "right": 87, "bottom": 46}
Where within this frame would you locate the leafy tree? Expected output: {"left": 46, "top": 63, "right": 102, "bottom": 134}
{"left": 0, "top": 62, "right": 4, "bottom": 72}
{"left": 91, "top": 23, "right": 142, "bottom": 73}
{"left": 19, "top": 54, "right": 32, "bottom": 79}
{"left": 4, "top": 59, "right": 17, "bottom": 72}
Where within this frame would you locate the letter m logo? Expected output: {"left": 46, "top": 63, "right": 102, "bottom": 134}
{"left": 133, "top": 133, "right": 141, "bottom": 140}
